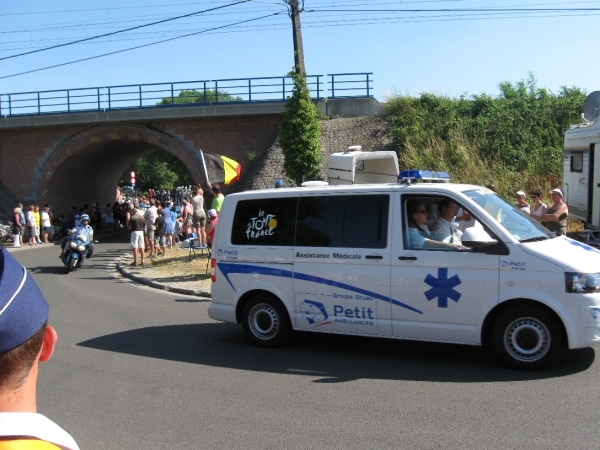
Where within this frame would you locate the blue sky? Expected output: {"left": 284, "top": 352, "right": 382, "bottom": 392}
{"left": 0, "top": 0, "right": 598, "bottom": 101}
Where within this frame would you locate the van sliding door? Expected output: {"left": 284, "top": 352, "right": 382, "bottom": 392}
{"left": 292, "top": 194, "right": 392, "bottom": 337}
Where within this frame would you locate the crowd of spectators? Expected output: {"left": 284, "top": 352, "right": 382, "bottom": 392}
{"left": 117, "top": 183, "right": 223, "bottom": 266}
{"left": 10, "top": 202, "right": 70, "bottom": 248}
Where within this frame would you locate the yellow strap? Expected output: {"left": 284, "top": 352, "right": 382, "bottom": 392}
{"left": 0, "top": 439, "right": 62, "bottom": 449}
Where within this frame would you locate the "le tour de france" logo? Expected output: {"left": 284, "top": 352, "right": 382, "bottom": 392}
{"left": 246, "top": 210, "right": 278, "bottom": 239}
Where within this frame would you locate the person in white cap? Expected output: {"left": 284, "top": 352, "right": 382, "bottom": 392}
{"left": 0, "top": 248, "right": 80, "bottom": 449}
{"left": 543, "top": 188, "right": 568, "bottom": 235}
{"left": 515, "top": 190, "right": 530, "bottom": 214}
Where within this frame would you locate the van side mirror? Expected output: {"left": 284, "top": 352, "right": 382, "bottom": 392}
{"left": 462, "top": 227, "right": 498, "bottom": 248}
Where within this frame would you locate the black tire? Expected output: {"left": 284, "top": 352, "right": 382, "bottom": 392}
{"left": 65, "top": 257, "right": 76, "bottom": 274}
{"left": 241, "top": 294, "right": 292, "bottom": 348}
{"left": 493, "top": 305, "right": 564, "bottom": 370}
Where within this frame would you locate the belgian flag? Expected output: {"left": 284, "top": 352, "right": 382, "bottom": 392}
{"left": 201, "top": 151, "right": 241, "bottom": 185}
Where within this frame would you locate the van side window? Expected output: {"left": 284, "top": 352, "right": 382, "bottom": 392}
{"left": 296, "top": 195, "right": 389, "bottom": 248}
{"left": 231, "top": 197, "right": 297, "bottom": 246}
{"left": 403, "top": 196, "right": 478, "bottom": 251}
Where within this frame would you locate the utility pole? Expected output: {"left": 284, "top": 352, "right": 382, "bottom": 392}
{"left": 285, "top": 0, "right": 306, "bottom": 75}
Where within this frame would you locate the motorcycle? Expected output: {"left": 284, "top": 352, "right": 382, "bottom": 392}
{"left": 62, "top": 231, "right": 91, "bottom": 273}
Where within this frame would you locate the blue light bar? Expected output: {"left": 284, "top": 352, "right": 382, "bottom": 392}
{"left": 398, "top": 170, "right": 450, "bottom": 183}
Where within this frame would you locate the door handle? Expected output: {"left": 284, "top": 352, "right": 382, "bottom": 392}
{"left": 365, "top": 255, "right": 383, "bottom": 260}
{"left": 398, "top": 256, "right": 417, "bottom": 261}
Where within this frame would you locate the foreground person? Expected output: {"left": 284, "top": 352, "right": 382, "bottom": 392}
{"left": 0, "top": 248, "right": 80, "bottom": 449}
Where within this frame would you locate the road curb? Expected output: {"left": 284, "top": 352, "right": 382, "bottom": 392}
{"left": 116, "top": 262, "right": 211, "bottom": 298}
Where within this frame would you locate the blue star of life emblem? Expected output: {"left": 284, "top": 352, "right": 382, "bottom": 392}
{"left": 424, "top": 268, "right": 462, "bottom": 308}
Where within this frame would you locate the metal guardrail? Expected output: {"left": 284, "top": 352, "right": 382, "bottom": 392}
{"left": 0, "top": 72, "right": 373, "bottom": 117}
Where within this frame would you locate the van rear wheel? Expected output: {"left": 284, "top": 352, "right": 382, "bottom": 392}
{"left": 242, "top": 294, "right": 292, "bottom": 347}
{"left": 493, "top": 306, "right": 563, "bottom": 370}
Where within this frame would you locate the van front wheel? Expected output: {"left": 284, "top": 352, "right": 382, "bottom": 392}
{"left": 493, "top": 306, "right": 563, "bottom": 370}
{"left": 242, "top": 295, "right": 292, "bottom": 347}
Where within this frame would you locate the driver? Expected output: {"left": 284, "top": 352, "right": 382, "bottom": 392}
{"left": 60, "top": 213, "right": 94, "bottom": 259}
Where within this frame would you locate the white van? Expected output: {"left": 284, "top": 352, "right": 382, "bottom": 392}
{"left": 208, "top": 173, "right": 600, "bottom": 370}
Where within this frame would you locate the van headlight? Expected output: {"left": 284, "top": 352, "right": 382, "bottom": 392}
{"left": 566, "top": 272, "right": 600, "bottom": 293}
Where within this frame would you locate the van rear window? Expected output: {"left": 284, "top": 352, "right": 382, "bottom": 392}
{"left": 296, "top": 195, "right": 389, "bottom": 248}
{"left": 231, "top": 197, "right": 297, "bottom": 246}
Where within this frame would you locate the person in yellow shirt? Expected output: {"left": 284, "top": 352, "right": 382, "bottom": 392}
{"left": 33, "top": 206, "right": 42, "bottom": 245}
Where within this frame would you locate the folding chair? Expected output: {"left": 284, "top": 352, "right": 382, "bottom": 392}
{"left": 187, "top": 232, "right": 208, "bottom": 261}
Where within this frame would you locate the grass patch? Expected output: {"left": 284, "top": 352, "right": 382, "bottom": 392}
{"left": 147, "top": 248, "right": 210, "bottom": 282}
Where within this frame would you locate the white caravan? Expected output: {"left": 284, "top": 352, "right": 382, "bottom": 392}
{"left": 563, "top": 91, "right": 600, "bottom": 227}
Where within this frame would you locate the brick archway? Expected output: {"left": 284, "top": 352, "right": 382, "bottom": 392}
{"left": 35, "top": 124, "right": 204, "bottom": 216}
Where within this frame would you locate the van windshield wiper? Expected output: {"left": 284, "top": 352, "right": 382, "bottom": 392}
{"left": 519, "top": 236, "right": 549, "bottom": 243}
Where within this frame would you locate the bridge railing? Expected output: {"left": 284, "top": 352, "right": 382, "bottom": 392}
{"left": 0, "top": 73, "right": 373, "bottom": 117}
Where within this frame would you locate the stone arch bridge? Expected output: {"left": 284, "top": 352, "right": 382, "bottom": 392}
{"left": 0, "top": 103, "right": 288, "bottom": 219}
{"left": 0, "top": 98, "right": 383, "bottom": 220}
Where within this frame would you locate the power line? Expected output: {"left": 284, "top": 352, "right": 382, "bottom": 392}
{"left": 0, "top": 4, "right": 281, "bottom": 34}
{"left": 0, "top": 0, "right": 266, "bottom": 17}
{"left": 308, "top": 7, "right": 600, "bottom": 12}
{"left": 0, "top": 2, "right": 592, "bottom": 36}
{"left": 0, "top": 6, "right": 594, "bottom": 53}
{"left": 0, "top": 12, "right": 281, "bottom": 80}
{"left": 0, "top": 0, "right": 251, "bottom": 62}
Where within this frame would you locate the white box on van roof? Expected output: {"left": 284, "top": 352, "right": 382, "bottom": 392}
{"left": 327, "top": 146, "right": 399, "bottom": 185}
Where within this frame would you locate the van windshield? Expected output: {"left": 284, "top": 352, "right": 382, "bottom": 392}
{"left": 464, "top": 188, "right": 551, "bottom": 241}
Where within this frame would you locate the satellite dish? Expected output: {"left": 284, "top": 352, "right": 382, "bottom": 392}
{"left": 583, "top": 91, "right": 600, "bottom": 122}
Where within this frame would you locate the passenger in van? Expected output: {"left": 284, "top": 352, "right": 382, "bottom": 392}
{"left": 407, "top": 200, "right": 467, "bottom": 250}
{"left": 430, "top": 199, "right": 462, "bottom": 244}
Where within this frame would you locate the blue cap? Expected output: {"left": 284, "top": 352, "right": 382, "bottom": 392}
{"left": 0, "top": 248, "right": 49, "bottom": 353}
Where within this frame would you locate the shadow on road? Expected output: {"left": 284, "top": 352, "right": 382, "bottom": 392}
{"left": 26, "top": 246, "right": 129, "bottom": 275}
{"left": 78, "top": 322, "right": 595, "bottom": 383}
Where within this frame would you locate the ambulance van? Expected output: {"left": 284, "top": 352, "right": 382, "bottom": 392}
{"left": 208, "top": 171, "right": 600, "bottom": 370}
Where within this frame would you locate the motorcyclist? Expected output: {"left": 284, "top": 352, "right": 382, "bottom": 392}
{"left": 60, "top": 214, "right": 94, "bottom": 259}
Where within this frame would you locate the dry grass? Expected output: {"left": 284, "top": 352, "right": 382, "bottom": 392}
{"left": 146, "top": 248, "right": 211, "bottom": 282}
{"left": 567, "top": 219, "right": 585, "bottom": 234}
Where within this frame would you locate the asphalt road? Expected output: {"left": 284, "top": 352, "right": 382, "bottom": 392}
{"left": 12, "top": 237, "right": 600, "bottom": 450}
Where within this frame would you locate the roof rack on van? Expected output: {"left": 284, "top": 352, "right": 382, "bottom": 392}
{"left": 398, "top": 170, "right": 450, "bottom": 184}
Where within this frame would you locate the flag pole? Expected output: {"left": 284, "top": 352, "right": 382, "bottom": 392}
{"left": 199, "top": 149, "right": 210, "bottom": 186}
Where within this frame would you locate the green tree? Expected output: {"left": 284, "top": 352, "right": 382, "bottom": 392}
{"left": 120, "top": 151, "right": 195, "bottom": 191}
{"left": 158, "top": 89, "right": 242, "bottom": 105}
{"left": 279, "top": 70, "right": 322, "bottom": 185}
